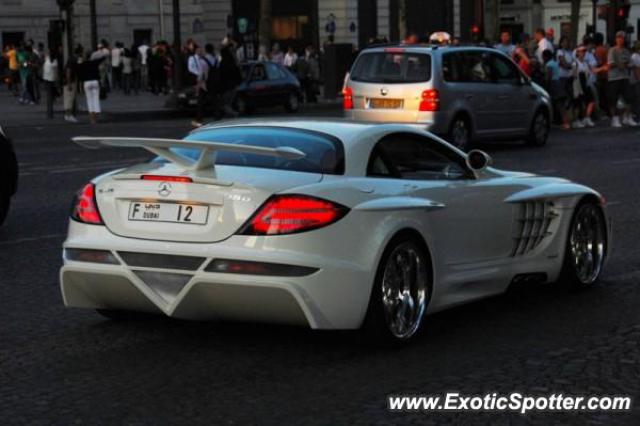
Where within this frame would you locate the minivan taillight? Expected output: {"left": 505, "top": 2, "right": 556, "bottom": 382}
{"left": 419, "top": 89, "right": 439, "bottom": 112}
{"left": 239, "top": 195, "right": 349, "bottom": 235}
{"left": 71, "top": 183, "right": 103, "bottom": 225}
{"left": 343, "top": 87, "right": 354, "bottom": 110}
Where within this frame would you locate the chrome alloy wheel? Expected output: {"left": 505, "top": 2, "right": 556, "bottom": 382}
{"left": 381, "top": 242, "right": 428, "bottom": 339}
{"left": 569, "top": 203, "right": 606, "bottom": 285}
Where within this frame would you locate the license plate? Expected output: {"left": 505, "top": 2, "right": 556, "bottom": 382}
{"left": 128, "top": 202, "right": 209, "bottom": 225}
{"left": 369, "top": 98, "right": 403, "bottom": 109}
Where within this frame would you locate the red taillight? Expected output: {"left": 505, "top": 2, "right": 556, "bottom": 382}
{"left": 141, "top": 175, "right": 193, "bottom": 183}
{"left": 240, "top": 195, "right": 349, "bottom": 235}
{"left": 343, "top": 87, "right": 354, "bottom": 110}
{"left": 419, "top": 89, "right": 439, "bottom": 112}
{"left": 72, "top": 183, "right": 103, "bottom": 225}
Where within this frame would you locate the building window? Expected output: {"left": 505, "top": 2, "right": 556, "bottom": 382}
{"left": 272, "top": 16, "right": 309, "bottom": 40}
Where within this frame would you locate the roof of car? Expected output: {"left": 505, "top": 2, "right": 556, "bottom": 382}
{"left": 359, "top": 44, "right": 498, "bottom": 54}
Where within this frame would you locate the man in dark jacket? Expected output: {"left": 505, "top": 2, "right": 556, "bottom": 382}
{"left": 219, "top": 46, "right": 241, "bottom": 117}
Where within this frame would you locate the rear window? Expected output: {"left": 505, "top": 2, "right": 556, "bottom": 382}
{"left": 176, "top": 126, "right": 344, "bottom": 175}
{"left": 350, "top": 51, "right": 431, "bottom": 83}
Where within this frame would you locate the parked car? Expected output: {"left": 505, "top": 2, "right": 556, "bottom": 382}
{"left": 61, "top": 120, "right": 609, "bottom": 343}
{"left": 343, "top": 45, "right": 552, "bottom": 151}
{"left": 235, "top": 61, "right": 302, "bottom": 114}
{"left": 176, "top": 61, "right": 302, "bottom": 115}
{"left": 0, "top": 125, "right": 18, "bottom": 226}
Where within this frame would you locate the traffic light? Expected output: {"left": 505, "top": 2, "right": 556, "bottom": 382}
{"left": 615, "top": 1, "right": 631, "bottom": 32}
{"left": 470, "top": 24, "right": 481, "bottom": 42}
{"left": 617, "top": 3, "right": 631, "bottom": 20}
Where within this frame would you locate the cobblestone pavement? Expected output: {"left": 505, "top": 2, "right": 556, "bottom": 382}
{"left": 1, "top": 117, "right": 640, "bottom": 425}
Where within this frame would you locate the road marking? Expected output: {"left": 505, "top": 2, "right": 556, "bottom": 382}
{"left": 611, "top": 158, "right": 640, "bottom": 165}
{"left": 0, "top": 233, "right": 65, "bottom": 246}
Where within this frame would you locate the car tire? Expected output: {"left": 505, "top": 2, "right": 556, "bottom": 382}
{"left": 0, "top": 187, "right": 9, "bottom": 226}
{"left": 235, "top": 95, "right": 250, "bottom": 115}
{"left": 448, "top": 116, "right": 472, "bottom": 152}
{"left": 361, "top": 233, "right": 432, "bottom": 344}
{"left": 284, "top": 92, "right": 300, "bottom": 113}
{"left": 526, "top": 109, "right": 550, "bottom": 147}
{"left": 558, "top": 199, "right": 607, "bottom": 288}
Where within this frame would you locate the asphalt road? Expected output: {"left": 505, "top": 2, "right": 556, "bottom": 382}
{"left": 2, "top": 113, "right": 640, "bottom": 425}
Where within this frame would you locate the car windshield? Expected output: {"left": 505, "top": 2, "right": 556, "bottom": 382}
{"left": 350, "top": 51, "right": 432, "bottom": 83}
{"left": 173, "top": 126, "right": 345, "bottom": 175}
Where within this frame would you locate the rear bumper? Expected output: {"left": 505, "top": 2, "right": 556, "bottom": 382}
{"left": 61, "top": 266, "right": 312, "bottom": 326}
{"left": 60, "top": 221, "right": 377, "bottom": 329}
{"left": 344, "top": 110, "right": 452, "bottom": 134}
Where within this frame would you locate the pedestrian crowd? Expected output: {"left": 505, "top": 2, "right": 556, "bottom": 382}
{"left": 186, "top": 38, "right": 321, "bottom": 127}
{"left": 493, "top": 28, "right": 640, "bottom": 129}
{"left": 1, "top": 36, "right": 322, "bottom": 126}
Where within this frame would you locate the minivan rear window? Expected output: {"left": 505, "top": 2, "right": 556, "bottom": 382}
{"left": 350, "top": 52, "right": 432, "bottom": 83}
{"left": 176, "top": 126, "right": 345, "bottom": 175}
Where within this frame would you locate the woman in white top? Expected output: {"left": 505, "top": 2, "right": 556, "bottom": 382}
{"left": 42, "top": 49, "right": 59, "bottom": 119}
{"left": 571, "top": 46, "right": 596, "bottom": 128}
{"left": 121, "top": 48, "right": 133, "bottom": 95}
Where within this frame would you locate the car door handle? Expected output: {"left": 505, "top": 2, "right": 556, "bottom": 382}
{"left": 465, "top": 94, "right": 474, "bottom": 99}
{"left": 497, "top": 95, "right": 511, "bottom": 100}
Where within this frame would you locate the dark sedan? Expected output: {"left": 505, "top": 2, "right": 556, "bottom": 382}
{"left": 0, "top": 125, "right": 18, "bottom": 226}
{"left": 176, "top": 61, "right": 302, "bottom": 115}
{"left": 234, "top": 61, "right": 302, "bottom": 114}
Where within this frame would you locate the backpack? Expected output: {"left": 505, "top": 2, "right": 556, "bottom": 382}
{"left": 202, "top": 56, "right": 220, "bottom": 94}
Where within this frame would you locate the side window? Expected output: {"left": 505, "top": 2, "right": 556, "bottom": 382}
{"left": 490, "top": 54, "right": 520, "bottom": 84}
{"left": 251, "top": 64, "right": 266, "bottom": 81}
{"left": 367, "top": 133, "right": 472, "bottom": 181}
{"left": 265, "top": 63, "right": 283, "bottom": 80}
{"left": 442, "top": 51, "right": 491, "bottom": 83}
{"left": 442, "top": 52, "right": 461, "bottom": 82}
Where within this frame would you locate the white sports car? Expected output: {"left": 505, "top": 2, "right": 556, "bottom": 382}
{"left": 60, "top": 120, "right": 610, "bottom": 342}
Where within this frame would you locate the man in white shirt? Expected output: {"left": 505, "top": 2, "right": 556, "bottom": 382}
{"left": 535, "top": 28, "right": 554, "bottom": 63}
{"left": 111, "top": 42, "right": 123, "bottom": 90}
{"left": 494, "top": 31, "right": 515, "bottom": 57}
{"left": 283, "top": 46, "right": 298, "bottom": 69}
{"left": 188, "top": 46, "right": 209, "bottom": 128}
{"left": 138, "top": 40, "right": 149, "bottom": 90}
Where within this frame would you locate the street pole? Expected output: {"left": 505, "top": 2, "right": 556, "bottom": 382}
{"left": 159, "top": 0, "right": 166, "bottom": 40}
{"left": 172, "top": 0, "right": 182, "bottom": 90}
{"left": 90, "top": 0, "right": 97, "bottom": 50}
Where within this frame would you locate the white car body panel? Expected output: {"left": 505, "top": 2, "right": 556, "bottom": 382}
{"left": 60, "top": 119, "right": 610, "bottom": 329}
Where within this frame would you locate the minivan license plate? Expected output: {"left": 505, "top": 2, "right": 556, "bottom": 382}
{"left": 128, "top": 202, "right": 209, "bottom": 225}
{"left": 369, "top": 98, "right": 402, "bottom": 109}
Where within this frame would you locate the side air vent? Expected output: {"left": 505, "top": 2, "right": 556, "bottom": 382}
{"left": 119, "top": 252, "right": 206, "bottom": 271}
{"left": 511, "top": 201, "right": 558, "bottom": 257}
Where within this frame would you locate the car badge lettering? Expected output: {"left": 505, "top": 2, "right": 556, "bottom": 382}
{"left": 380, "top": 87, "right": 388, "bottom": 96}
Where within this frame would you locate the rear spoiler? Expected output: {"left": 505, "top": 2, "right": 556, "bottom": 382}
{"left": 72, "top": 136, "right": 306, "bottom": 171}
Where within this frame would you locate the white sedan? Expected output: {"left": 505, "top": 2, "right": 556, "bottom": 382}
{"left": 60, "top": 120, "right": 610, "bottom": 342}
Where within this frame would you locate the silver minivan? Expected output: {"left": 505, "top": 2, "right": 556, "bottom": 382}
{"left": 343, "top": 45, "right": 552, "bottom": 151}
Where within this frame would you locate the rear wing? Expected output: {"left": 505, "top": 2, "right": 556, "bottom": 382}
{"left": 72, "top": 136, "right": 306, "bottom": 171}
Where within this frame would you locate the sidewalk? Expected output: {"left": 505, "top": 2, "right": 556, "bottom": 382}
{"left": 0, "top": 87, "right": 341, "bottom": 128}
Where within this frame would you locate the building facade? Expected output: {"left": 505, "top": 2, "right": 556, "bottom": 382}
{"left": 3, "top": 1, "right": 635, "bottom": 54}
{"left": 491, "top": 0, "right": 640, "bottom": 44}
{"left": 0, "top": 0, "right": 478, "bottom": 52}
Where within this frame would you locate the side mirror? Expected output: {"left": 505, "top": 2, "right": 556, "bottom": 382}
{"left": 466, "top": 149, "right": 492, "bottom": 173}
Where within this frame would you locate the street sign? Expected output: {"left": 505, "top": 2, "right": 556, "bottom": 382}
{"left": 238, "top": 17, "right": 248, "bottom": 35}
